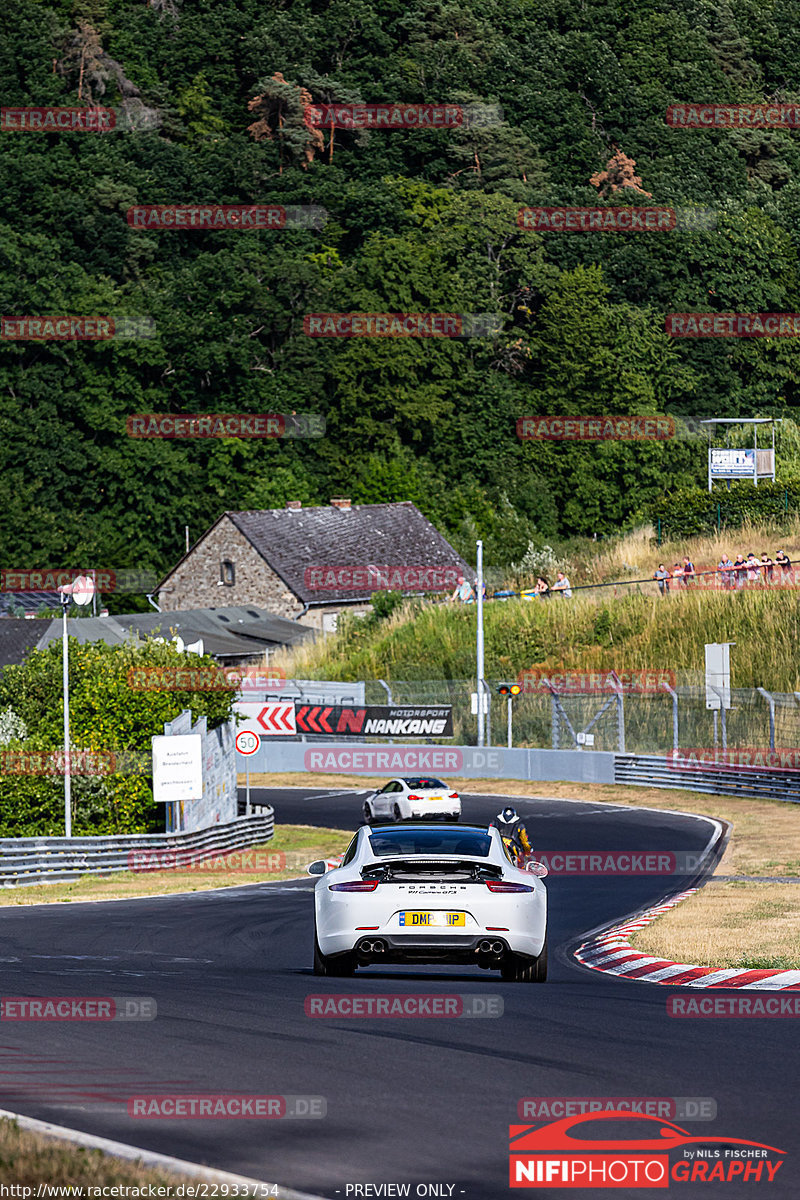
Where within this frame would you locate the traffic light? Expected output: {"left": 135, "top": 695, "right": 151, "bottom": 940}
{"left": 497, "top": 684, "right": 522, "bottom": 696}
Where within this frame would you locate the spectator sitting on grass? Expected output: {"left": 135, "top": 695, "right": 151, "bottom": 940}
{"left": 534, "top": 575, "right": 551, "bottom": 600}
{"left": 451, "top": 575, "right": 475, "bottom": 604}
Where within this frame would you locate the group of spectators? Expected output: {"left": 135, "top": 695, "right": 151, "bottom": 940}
{"left": 450, "top": 571, "right": 573, "bottom": 603}
{"left": 653, "top": 550, "right": 794, "bottom": 594}
{"left": 449, "top": 547, "right": 797, "bottom": 606}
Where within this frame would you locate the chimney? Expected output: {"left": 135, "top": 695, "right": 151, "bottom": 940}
{"left": 330, "top": 498, "right": 352, "bottom": 511}
{"left": 286, "top": 500, "right": 302, "bottom": 510}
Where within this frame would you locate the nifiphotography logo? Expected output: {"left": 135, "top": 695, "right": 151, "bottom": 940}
{"left": 509, "top": 1112, "right": 785, "bottom": 1187}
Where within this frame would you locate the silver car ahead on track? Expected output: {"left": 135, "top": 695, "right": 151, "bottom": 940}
{"left": 309, "top": 823, "right": 547, "bottom": 982}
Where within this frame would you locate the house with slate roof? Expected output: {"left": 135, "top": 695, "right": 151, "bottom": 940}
{"left": 156, "top": 500, "right": 474, "bottom": 632}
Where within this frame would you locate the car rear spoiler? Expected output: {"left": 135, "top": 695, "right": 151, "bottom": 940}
{"left": 362, "top": 858, "right": 503, "bottom": 882}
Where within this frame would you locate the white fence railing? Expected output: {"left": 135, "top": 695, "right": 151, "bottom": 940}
{"left": 0, "top": 811, "right": 274, "bottom": 887}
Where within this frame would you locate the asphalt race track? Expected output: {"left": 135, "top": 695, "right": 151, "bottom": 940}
{"left": 0, "top": 788, "right": 797, "bottom": 1197}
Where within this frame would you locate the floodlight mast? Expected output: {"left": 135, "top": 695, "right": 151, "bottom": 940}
{"left": 57, "top": 576, "right": 95, "bottom": 837}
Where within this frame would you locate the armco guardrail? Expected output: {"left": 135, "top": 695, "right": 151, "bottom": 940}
{"left": 0, "top": 812, "right": 274, "bottom": 887}
{"left": 615, "top": 755, "right": 800, "bottom": 802}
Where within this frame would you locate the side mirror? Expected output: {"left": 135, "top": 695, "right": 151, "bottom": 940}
{"left": 526, "top": 860, "right": 549, "bottom": 878}
{"left": 307, "top": 860, "right": 327, "bottom": 876}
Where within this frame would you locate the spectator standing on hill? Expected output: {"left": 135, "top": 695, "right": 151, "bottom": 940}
{"left": 776, "top": 550, "right": 792, "bottom": 582}
{"left": 672, "top": 562, "right": 684, "bottom": 589}
{"left": 681, "top": 556, "right": 695, "bottom": 589}
{"left": 733, "top": 554, "right": 747, "bottom": 589}
{"left": 760, "top": 553, "right": 774, "bottom": 584}
{"left": 746, "top": 553, "right": 760, "bottom": 584}
{"left": 653, "top": 564, "right": 670, "bottom": 595}
{"left": 552, "top": 570, "right": 572, "bottom": 598}
{"left": 718, "top": 554, "right": 734, "bottom": 590}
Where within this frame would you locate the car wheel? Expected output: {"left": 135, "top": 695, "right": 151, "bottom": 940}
{"left": 393, "top": 802, "right": 403, "bottom": 822}
{"left": 501, "top": 938, "right": 547, "bottom": 983}
{"left": 362, "top": 801, "right": 373, "bottom": 823}
{"left": 313, "top": 933, "right": 356, "bottom": 977}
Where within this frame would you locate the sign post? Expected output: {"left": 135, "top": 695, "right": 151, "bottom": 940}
{"left": 235, "top": 729, "right": 260, "bottom": 814}
{"left": 56, "top": 575, "right": 95, "bottom": 837}
{"left": 705, "top": 642, "right": 735, "bottom": 752}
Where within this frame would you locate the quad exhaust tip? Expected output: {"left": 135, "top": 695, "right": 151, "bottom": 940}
{"left": 479, "top": 939, "right": 505, "bottom": 954}
{"left": 360, "top": 939, "right": 386, "bottom": 954}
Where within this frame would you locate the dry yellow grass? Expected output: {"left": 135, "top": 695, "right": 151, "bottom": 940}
{"left": 583, "top": 516, "right": 800, "bottom": 585}
{"left": 0, "top": 1116, "right": 196, "bottom": 1188}
{"left": 629, "top": 883, "right": 800, "bottom": 971}
{"left": 0, "top": 826, "right": 352, "bottom": 905}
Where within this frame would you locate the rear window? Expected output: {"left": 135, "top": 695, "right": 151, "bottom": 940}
{"left": 401, "top": 777, "right": 446, "bottom": 789}
{"left": 368, "top": 828, "right": 491, "bottom": 858}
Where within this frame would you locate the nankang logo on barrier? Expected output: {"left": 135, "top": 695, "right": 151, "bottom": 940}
{"left": 509, "top": 1114, "right": 785, "bottom": 1187}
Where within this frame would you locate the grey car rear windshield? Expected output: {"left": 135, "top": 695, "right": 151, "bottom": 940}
{"left": 368, "top": 829, "right": 492, "bottom": 858}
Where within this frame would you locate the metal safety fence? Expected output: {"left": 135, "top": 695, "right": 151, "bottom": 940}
{"left": 287, "top": 679, "right": 800, "bottom": 759}
{"left": 0, "top": 811, "right": 274, "bottom": 887}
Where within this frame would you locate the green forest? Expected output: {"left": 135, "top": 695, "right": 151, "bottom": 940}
{"left": 4, "top": 0, "right": 800, "bottom": 583}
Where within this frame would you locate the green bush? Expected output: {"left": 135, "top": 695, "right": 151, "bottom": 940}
{"left": 0, "top": 640, "right": 236, "bottom": 837}
{"left": 651, "top": 481, "right": 800, "bottom": 540}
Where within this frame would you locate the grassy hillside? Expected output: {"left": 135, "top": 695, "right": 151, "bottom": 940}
{"left": 278, "top": 586, "right": 800, "bottom": 692}
{"left": 276, "top": 521, "right": 800, "bottom": 693}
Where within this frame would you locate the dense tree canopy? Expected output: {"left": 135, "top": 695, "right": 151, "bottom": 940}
{"left": 3, "top": 0, "right": 800, "bottom": 585}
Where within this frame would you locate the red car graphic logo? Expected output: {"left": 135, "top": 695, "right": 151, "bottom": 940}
{"left": 510, "top": 1111, "right": 784, "bottom": 1154}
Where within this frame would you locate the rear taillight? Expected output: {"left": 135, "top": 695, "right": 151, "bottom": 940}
{"left": 485, "top": 881, "right": 534, "bottom": 893}
{"left": 449, "top": 793, "right": 459, "bottom": 800}
{"left": 329, "top": 880, "right": 379, "bottom": 892}
{"left": 407, "top": 794, "right": 421, "bottom": 801}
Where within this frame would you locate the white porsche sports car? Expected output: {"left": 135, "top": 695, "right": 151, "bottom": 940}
{"left": 361, "top": 777, "right": 461, "bottom": 823}
{"left": 309, "top": 823, "right": 547, "bottom": 982}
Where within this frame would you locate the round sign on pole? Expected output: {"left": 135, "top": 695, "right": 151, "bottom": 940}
{"left": 70, "top": 575, "right": 96, "bottom": 607}
{"left": 236, "top": 730, "right": 260, "bottom": 756}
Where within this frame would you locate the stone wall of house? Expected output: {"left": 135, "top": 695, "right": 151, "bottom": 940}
{"left": 158, "top": 516, "right": 305, "bottom": 617}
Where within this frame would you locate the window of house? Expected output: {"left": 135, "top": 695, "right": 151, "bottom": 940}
{"left": 220, "top": 560, "right": 235, "bottom": 586}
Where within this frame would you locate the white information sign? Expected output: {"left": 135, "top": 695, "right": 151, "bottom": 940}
{"left": 152, "top": 734, "right": 203, "bottom": 802}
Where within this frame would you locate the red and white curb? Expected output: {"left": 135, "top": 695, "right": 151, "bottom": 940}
{"left": 575, "top": 888, "right": 800, "bottom": 990}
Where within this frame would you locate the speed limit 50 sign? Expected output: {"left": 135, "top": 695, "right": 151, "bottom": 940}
{"left": 235, "top": 730, "right": 260, "bottom": 756}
